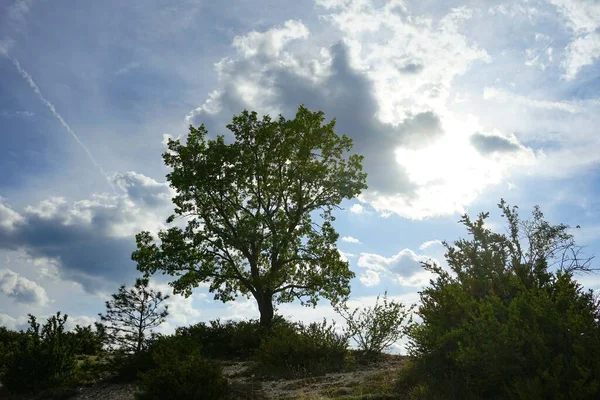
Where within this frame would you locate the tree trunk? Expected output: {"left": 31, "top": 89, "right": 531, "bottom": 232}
{"left": 257, "top": 292, "right": 274, "bottom": 327}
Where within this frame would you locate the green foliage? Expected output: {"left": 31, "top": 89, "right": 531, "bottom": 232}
{"left": 68, "top": 323, "right": 106, "bottom": 356}
{"left": 0, "top": 326, "right": 23, "bottom": 368}
{"left": 0, "top": 312, "right": 76, "bottom": 393}
{"left": 336, "top": 291, "right": 414, "bottom": 360}
{"left": 135, "top": 335, "right": 228, "bottom": 400}
{"left": 175, "top": 318, "right": 264, "bottom": 360}
{"left": 405, "top": 200, "right": 600, "bottom": 399}
{"left": 99, "top": 277, "right": 169, "bottom": 354}
{"left": 255, "top": 318, "right": 349, "bottom": 378}
{"left": 133, "top": 105, "right": 367, "bottom": 326}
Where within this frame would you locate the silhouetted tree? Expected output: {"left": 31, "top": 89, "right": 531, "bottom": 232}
{"left": 99, "top": 278, "right": 169, "bottom": 353}
{"left": 133, "top": 105, "right": 367, "bottom": 326}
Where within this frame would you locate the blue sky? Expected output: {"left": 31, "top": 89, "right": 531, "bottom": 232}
{"left": 1, "top": 0, "right": 600, "bottom": 349}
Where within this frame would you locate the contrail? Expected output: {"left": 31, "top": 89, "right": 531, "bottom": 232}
{"left": 0, "top": 45, "right": 117, "bottom": 194}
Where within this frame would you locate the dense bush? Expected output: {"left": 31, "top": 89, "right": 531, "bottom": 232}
{"left": 255, "top": 318, "right": 349, "bottom": 378}
{"left": 336, "top": 291, "right": 414, "bottom": 360}
{"left": 175, "top": 316, "right": 294, "bottom": 360}
{"left": 109, "top": 342, "right": 158, "bottom": 382}
{"left": 0, "top": 312, "right": 77, "bottom": 393}
{"left": 135, "top": 335, "right": 228, "bottom": 400}
{"left": 175, "top": 318, "right": 260, "bottom": 359}
{"left": 68, "top": 323, "right": 106, "bottom": 356}
{"left": 403, "top": 201, "right": 600, "bottom": 399}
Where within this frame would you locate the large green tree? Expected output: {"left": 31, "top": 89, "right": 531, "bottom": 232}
{"left": 133, "top": 106, "right": 367, "bottom": 326}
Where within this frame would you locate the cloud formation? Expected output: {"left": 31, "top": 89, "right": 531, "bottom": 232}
{"left": 357, "top": 248, "right": 436, "bottom": 287}
{"left": 0, "top": 173, "right": 173, "bottom": 292}
{"left": 184, "top": 1, "right": 546, "bottom": 219}
{"left": 341, "top": 236, "right": 361, "bottom": 244}
{"left": 550, "top": 0, "right": 600, "bottom": 79}
{"left": 0, "top": 268, "right": 49, "bottom": 306}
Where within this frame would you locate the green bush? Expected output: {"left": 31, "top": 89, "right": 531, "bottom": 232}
{"left": 0, "top": 312, "right": 77, "bottom": 393}
{"left": 68, "top": 323, "right": 106, "bottom": 356}
{"left": 403, "top": 201, "right": 600, "bottom": 399}
{"left": 175, "top": 316, "right": 293, "bottom": 360}
{"left": 255, "top": 318, "right": 349, "bottom": 378}
{"left": 336, "top": 291, "right": 414, "bottom": 361}
{"left": 0, "top": 326, "right": 23, "bottom": 369}
{"left": 135, "top": 335, "right": 228, "bottom": 400}
{"left": 110, "top": 345, "right": 157, "bottom": 383}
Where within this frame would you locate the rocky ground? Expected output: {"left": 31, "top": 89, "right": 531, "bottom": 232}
{"left": 63, "top": 355, "right": 405, "bottom": 400}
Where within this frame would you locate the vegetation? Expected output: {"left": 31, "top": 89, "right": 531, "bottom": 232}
{"left": 99, "top": 277, "right": 169, "bottom": 354}
{"left": 255, "top": 318, "right": 349, "bottom": 378}
{"left": 135, "top": 336, "right": 228, "bottom": 400}
{"left": 401, "top": 201, "right": 600, "bottom": 399}
{"left": 0, "top": 312, "right": 77, "bottom": 393}
{"left": 175, "top": 317, "right": 268, "bottom": 360}
{"left": 132, "top": 105, "right": 368, "bottom": 327}
{"left": 335, "top": 291, "right": 414, "bottom": 360}
{"left": 2, "top": 107, "right": 600, "bottom": 400}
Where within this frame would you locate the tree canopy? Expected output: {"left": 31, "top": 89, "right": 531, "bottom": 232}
{"left": 133, "top": 105, "right": 367, "bottom": 326}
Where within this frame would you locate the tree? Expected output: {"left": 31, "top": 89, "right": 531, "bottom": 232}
{"left": 132, "top": 105, "right": 367, "bottom": 326}
{"left": 99, "top": 278, "right": 169, "bottom": 354}
{"left": 404, "top": 200, "right": 600, "bottom": 399}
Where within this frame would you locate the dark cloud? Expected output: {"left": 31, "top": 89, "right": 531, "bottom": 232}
{"left": 398, "top": 62, "right": 424, "bottom": 74}
{"left": 0, "top": 174, "right": 172, "bottom": 292}
{"left": 191, "top": 42, "right": 445, "bottom": 196}
{"left": 470, "top": 132, "right": 521, "bottom": 154}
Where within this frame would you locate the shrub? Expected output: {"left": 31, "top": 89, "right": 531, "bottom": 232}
{"left": 335, "top": 291, "right": 414, "bottom": 360}
{"left": 135, "top": 335, "right": 228, "bottom": 400}
{"left": 109, "top": 344, "right": 157, "bottom": 383}
{"left": 0, "top": 312, "right": 77, "bottom": 393}
{"left": 255, "top": 318, "right": 348, "bottom": 378}
{"left": 68, "top": 323, "right": 106, "bottom": 356}
{"left": 175, "top": 316, "right": 293, "bottom": 360}
{"left": 403, "top": 201, "right": 600, "bottom": 399}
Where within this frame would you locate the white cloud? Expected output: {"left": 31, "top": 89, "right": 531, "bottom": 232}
{"left": 562, "top": 32, "right": 600, "bottom": 80}
{"left": 150, "top": 281, "right": 204, "bottom": 328}
{"left": 348, "top": 203, "right": 366, "bottom": 214}
{"left": 549, "top": 0, "right": 600, "bottom": 80}
{"left": 550, "top": 0, "right": 600, "bottom": 34}
{"left": 419, "top": 240, "right": 443, "bottom": 250}
{"left": 0, "top": 269, "right": 49, "bottom": 306}
{"left": 488, "top": 3, "right": 539, "bottom": 19}
{"left": 359, "top": 269, "right": 380, "bottom": 287}
{"left": 0, "top": 200, "right": 23, "bottom": 231}
{"left": 357, "top": 248, "right": 436, "bottom": 287}
{"left": 341, "top": 236, "right": 361, "bottom": 244}
{"left": 0, "top": 313, "right": 27, "bottom": 331}
{"left": 232, "top": 20, "right": 309, "bottom": 58}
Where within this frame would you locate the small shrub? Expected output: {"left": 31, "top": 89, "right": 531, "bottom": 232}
{"left": 135, "top": 337, "right": 228, "bottom": 400}
{"left": 336, "top": 291, "right": 414, "bottom": 361}
{"left": 0, "top": 312, "right": 76, "bottom": 393}
{"left": 255, "top": 318, "right": 348, "bottom": 378}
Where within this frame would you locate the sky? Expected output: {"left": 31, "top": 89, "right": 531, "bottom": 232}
{"left": 1, "top": 0, "right": 600, "bottom": 351}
